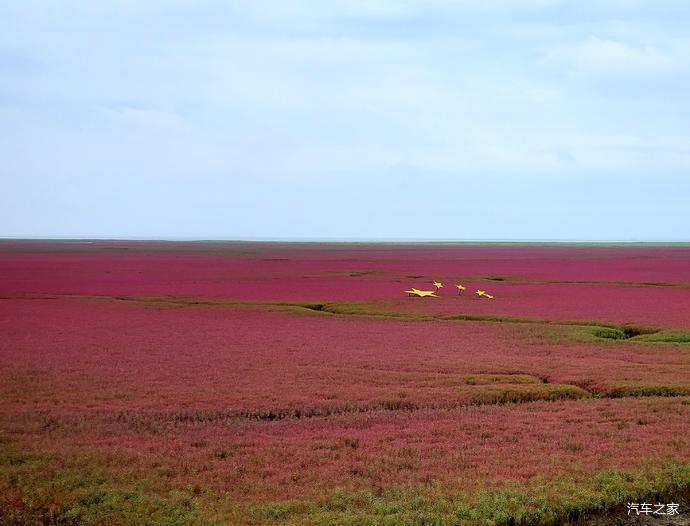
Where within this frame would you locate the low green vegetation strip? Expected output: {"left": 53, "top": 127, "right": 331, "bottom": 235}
{"left": 1, "top": 442, "right": 687, "bottom": 526}
{"left": 0, "top": 446, "right": 200, "bottom": 526}
{"left": 633, "top": 331, "right": 690, "bottom": 343}
{"left": 243, "top": 464, "right": 690, "bottom": 526}
{"left": 603, "top": 384, "right": 690, "bottom": 398}
{"left": 589, "top": 326, "right": 690, "bottom": 344}
{"left": 297, "top": 301, "right": 690, "bottom": 345}
{"left": 298, "top": 301, "right": 608, "bottom": 327}
{"left": 247, "top": 463, "right": 690, "bottom": 526}
{"left": 7, "top": 294, "right": 690, "bottom": 345}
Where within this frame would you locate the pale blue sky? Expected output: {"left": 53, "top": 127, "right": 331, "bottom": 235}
{"left": 1, "top": 1, "right": 689, "bottom": 240}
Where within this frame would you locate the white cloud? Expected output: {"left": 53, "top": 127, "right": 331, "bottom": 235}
{"left": 543, "top": 36, "right": 672, "bottom": 76}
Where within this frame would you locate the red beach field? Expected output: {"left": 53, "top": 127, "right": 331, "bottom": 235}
{"left": 1, "top": 241, "right": 689, "bottom": 525}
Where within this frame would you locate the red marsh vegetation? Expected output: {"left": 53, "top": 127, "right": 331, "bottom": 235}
{"left": 0, "top": 241, "right": 689, "bottom": 525}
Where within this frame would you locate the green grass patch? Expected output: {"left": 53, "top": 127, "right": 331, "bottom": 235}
{"left": 2, "top": 437, "right": 688, "bottom": 525}
{"left": 592, "top": 327, "right": 627, "bottom": 340}
{"left": 455, "top": 383, "right": 590, "bottom": 404}
{"left": 632, "top": 330, "right": 690, "bottom": 343}
{"left": 603, "top": 383, "right": 690, "bottom": 398}
{"left": 591, "top": 324, "right": 658, "bottom": 341}
{"left": 0, "top": 444, "right": 201, "bottom": 526}
{"left": 238, "top": 462, "right": 690, "bottom": 525}
{"left": 295, "top": 302, "right": 435, "bottom": 321}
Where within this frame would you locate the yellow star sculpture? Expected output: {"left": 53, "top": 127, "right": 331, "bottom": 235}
{"left": 404, "top": 288, "right": 439, "bottom": 298}
{"left": 433, "top": 281, "right": 443, "bottom": 290}
{"left": 456, "top": 283, "right": 466, "bottom": 294}
{"left": 475, "top": 289, "right": 494, "bottom": 299}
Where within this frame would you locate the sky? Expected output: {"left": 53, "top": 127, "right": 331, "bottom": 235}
{"left": 1, "top": 1, "right": 689, "bottom": 241}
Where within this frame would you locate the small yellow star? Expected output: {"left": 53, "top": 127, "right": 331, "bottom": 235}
{"left": 456, "top": 283, "right": 466, "bottom": 291}
{"left": 433, "top": 281, "right": 443, "bottom": 289}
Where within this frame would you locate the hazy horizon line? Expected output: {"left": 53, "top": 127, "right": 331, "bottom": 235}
{"left": 2, "top": 237, "right": 690, "bottom": 245}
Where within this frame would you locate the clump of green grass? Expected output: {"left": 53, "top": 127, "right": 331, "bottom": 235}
{"left": 604, "top": 384, "right": 690, "bottom": 398}
{"left": 593, "top": 328, "right": 627, "bottom": 340}
{"left": 633, "top": 330, "right": 690, "bottom": 343}
{"left": 459, "top": 383, "right": 590, "bottom": 404}
{"left": 591, "top": 325, "right": 662, "bottom": 342}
